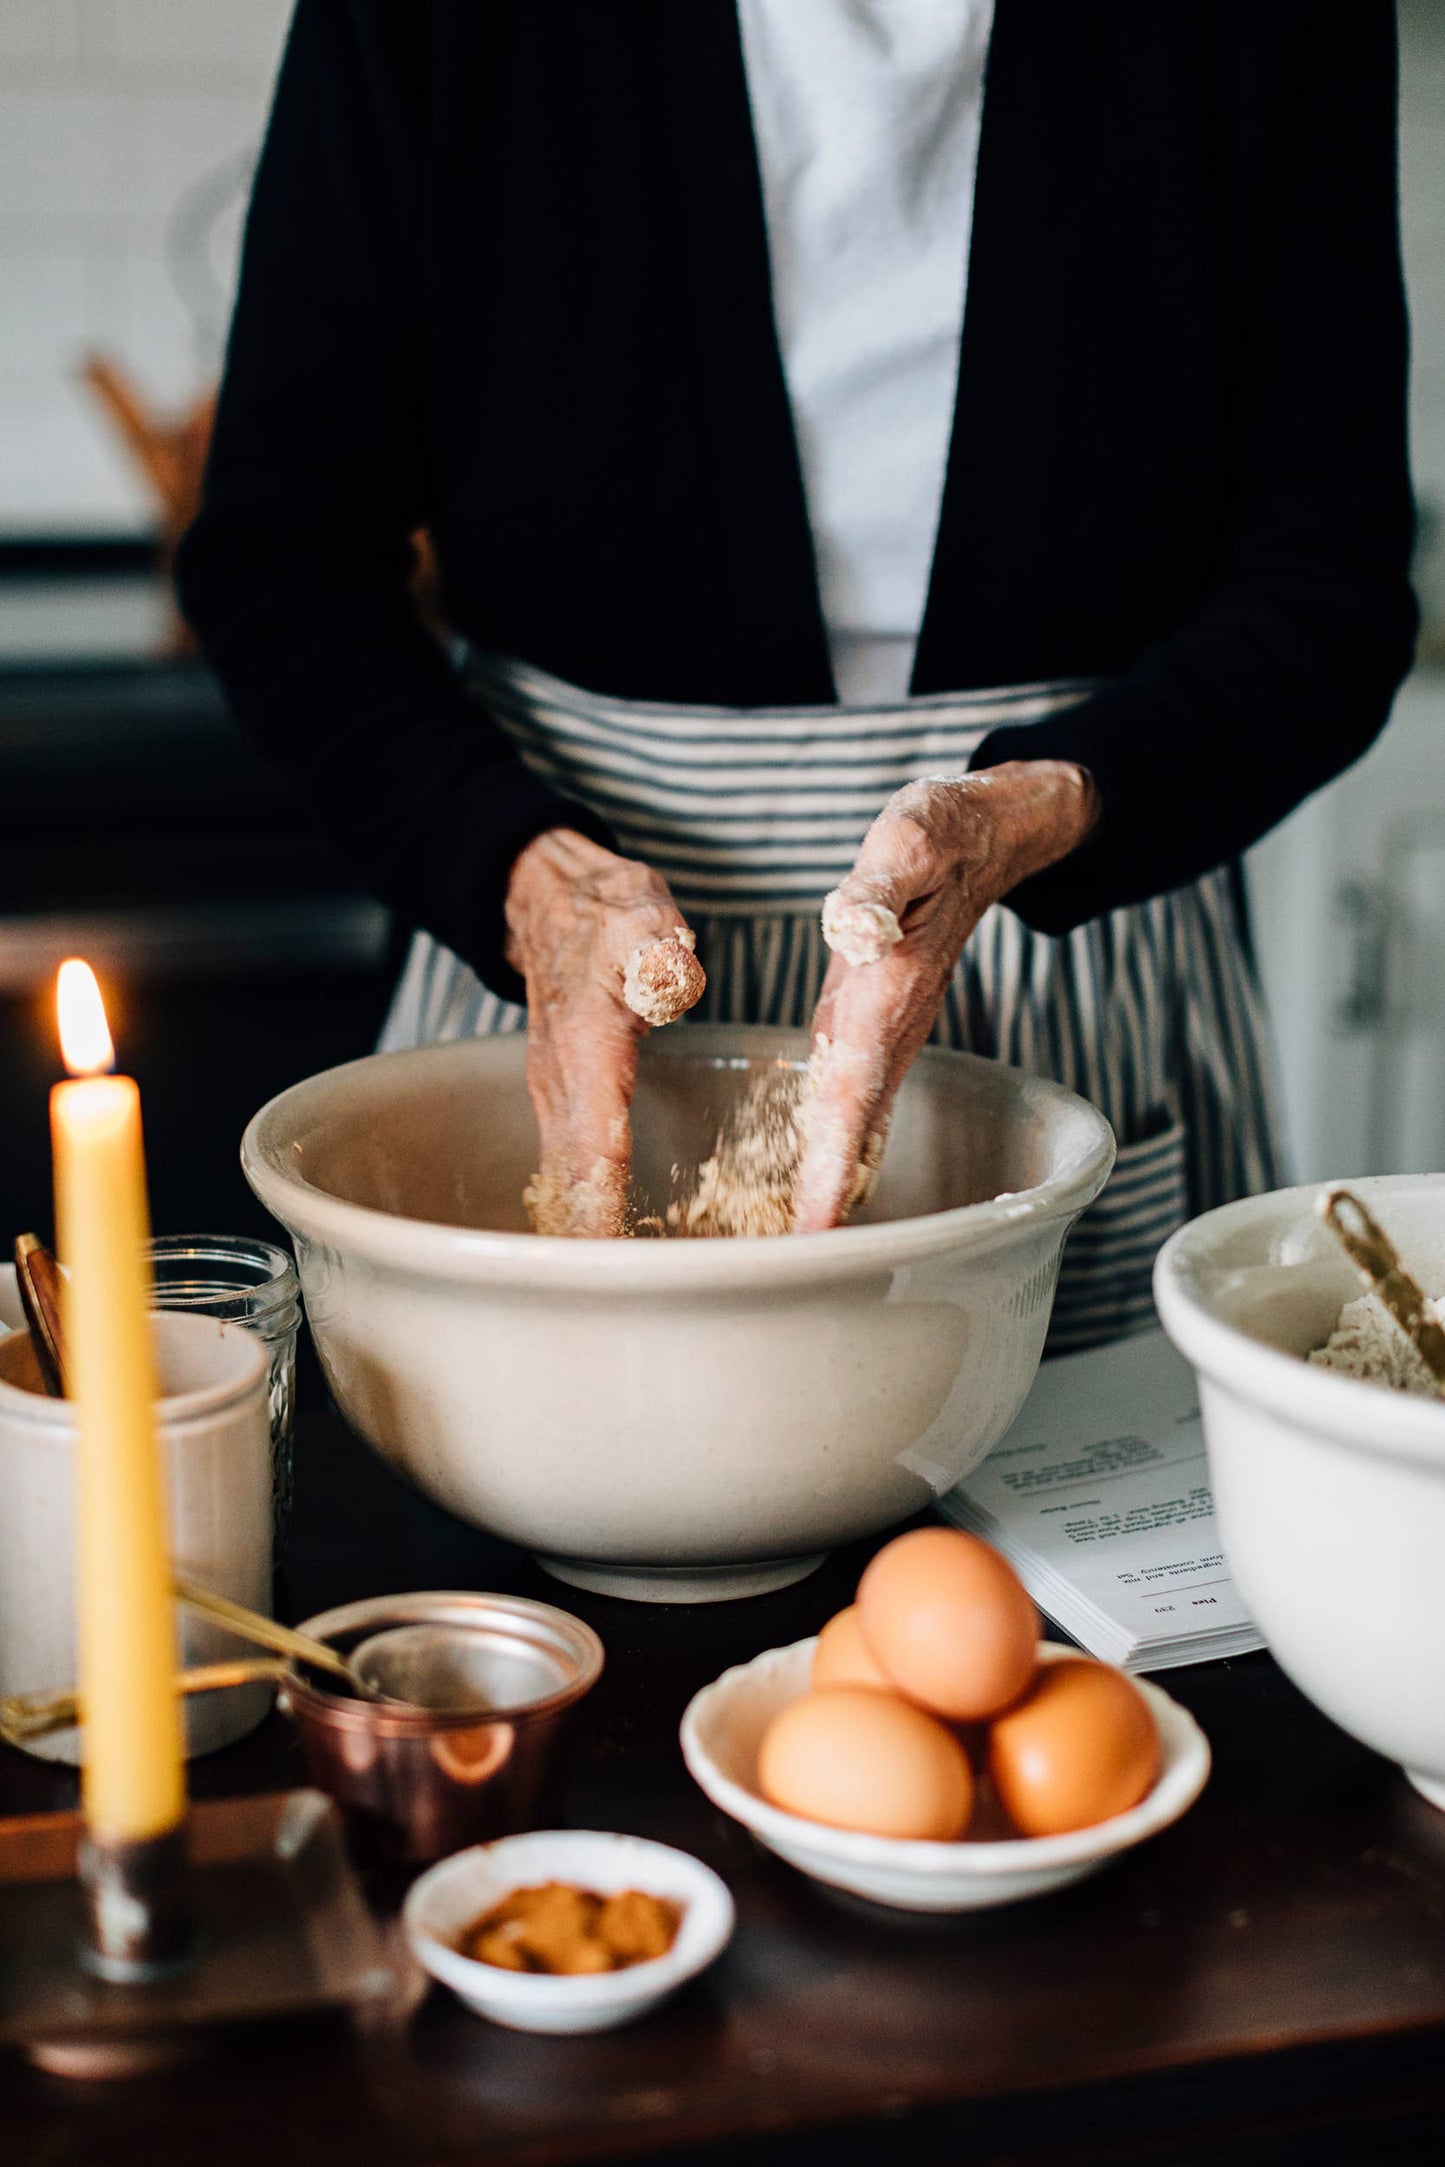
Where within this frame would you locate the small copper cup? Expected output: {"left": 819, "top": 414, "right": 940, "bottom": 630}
{"left": 279, "top": 1593, "right": 604, "bottom": 1864}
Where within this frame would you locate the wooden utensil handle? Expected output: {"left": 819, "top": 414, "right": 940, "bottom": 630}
{"left": 12, "top": 1234, "right": 67, "bottom": 1397}
{"left": 1320, "top": 1187, "right": 1445, "bottom": 1389}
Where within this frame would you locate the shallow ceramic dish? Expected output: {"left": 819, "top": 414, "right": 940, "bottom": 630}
{"left": 242, "top": 1027, "right": 1114, "bottom": 1602}
{"left": 1155, "top": 1174, "right": 1445, "bottom": 1810}
{"left": 680, "top": 1638, "right": 1209, "bottom": 1912}
{"left": 403, "top": 1829, "right": 735, "bottom": 2033}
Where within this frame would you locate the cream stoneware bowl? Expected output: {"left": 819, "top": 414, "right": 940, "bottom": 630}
{"left": 1154, "top": 1174, "right": 1445, "bottom": 1809}
{"left": 403, "top": 1829, "right": 735, "bottom": 2034}
{"left": 680, "top": 1638, "right": 1209, "bottom": 1911}
{"left": 242, "top": 1026, "right": 1114, "bottom": 1602}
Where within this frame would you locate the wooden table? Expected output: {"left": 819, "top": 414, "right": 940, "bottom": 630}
{"left": 6, "top": 1408, "right": 1445, "bottom": 2165}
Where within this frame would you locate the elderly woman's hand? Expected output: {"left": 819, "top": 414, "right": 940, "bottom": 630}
{"left": 792, "top": 762, "right": 1100, "bottom": 1232}
{"left": 505, "top": 828, "right": 705, "bottom": 1235}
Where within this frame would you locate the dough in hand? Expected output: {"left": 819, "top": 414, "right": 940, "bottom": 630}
{"left": 623, "top": 930, "right": 706, "bottom": 1024}
{"left": 821, "top": 890, "right": 903, "bottom": 968}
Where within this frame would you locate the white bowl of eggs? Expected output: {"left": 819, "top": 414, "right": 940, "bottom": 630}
{"left": 680, "top": 1530, "right": 1210, "bottom": 1912}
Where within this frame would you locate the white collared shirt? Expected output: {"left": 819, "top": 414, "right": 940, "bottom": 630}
{"left": 737, "top": 0, "right": 995, "bottom": 705}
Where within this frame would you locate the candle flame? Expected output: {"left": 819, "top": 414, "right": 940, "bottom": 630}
{"left": 57, "top": 959, "right": 116, "bottom": 1077}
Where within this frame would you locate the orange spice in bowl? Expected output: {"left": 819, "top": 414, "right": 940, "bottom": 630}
{"left": 460, "top": 1881, "right": 682, "bottom": 1976}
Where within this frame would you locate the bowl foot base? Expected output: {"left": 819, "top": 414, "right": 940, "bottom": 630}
{"left": 1406, "top": 1768, "right": 1445, "bottom": 1812}
{"left": 534, "top": 1553, "right": 827, "bottom": 1604}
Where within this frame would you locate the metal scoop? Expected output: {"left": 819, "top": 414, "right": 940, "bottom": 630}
{"left": 172, "top": 1575, "right": 386, "bottom": 1698}
{"left": 0, "top": 1581, "right": 389, "bottom": 1748}
{"left": 1, "top": 1606, "right": 509, "bottom": 1748}
{"left": 176, "top": 1584, "right": 504, "bottom": 1712}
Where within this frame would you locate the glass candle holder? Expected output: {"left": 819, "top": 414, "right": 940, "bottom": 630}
{"left": 146, "top": 1235, "right": 302, "bottom": 1541}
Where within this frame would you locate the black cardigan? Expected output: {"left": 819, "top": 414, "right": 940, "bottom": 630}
{"left": 177, "top": 0, "right": 1417, "bottom": 1003}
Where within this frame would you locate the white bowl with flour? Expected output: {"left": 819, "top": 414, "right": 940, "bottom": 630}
{"left": 1154, "top": 1174, "right": 1445, "bottom": 1808}
{"left": 242, "top": 1026, "right": 1114, "bottom": 1602}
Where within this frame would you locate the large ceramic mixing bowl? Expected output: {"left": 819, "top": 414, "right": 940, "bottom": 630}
{"left": 1155, "top": 1174, "right": 1445, "bottom": 1808}
{"left": 242, "top": 1026, "right": 1114, "bottom": 1601}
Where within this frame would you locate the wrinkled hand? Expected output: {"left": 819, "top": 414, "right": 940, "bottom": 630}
{"left": 792, "top": 762, "right": 1099, "bottom": 1232}
{"left": 505, "top": 829, "right": 705, "bottom": 1235}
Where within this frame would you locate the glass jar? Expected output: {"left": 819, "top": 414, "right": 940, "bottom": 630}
{"left": 146, "top": 1235, "right": 302, "bottom": 1540}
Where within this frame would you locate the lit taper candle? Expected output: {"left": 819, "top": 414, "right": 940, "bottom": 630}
{"left": 51, "top": 960, "right": 189, "bottom": 1974}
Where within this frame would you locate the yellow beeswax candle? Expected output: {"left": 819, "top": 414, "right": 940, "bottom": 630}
{"left": 51, "top": 959, "right": 185, "bottom": 1844}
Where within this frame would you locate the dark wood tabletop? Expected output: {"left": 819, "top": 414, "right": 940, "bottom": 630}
{"left": 6, "top": 1406, "right": 1445, "bottom": 2167}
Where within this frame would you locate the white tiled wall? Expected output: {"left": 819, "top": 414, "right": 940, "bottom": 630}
{"left": 0, "top": 0, "right": 292, "bottom": 533}
{"left": 3, "top": 3, "right": 1445, "bottom": 538}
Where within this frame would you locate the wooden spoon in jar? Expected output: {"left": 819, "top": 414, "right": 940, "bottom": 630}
{"left": 12, "top": 1234, "right": 67, "bottom": 1397}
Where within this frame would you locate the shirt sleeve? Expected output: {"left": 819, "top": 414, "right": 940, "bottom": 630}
{"left": 174, "top": 0, "right": 613, "bottom": 1003}
{"left": 971, "top": 3, "right": 1417, "bottom": 934}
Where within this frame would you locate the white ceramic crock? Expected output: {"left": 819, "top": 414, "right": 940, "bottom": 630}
{"left": 241, "top": 1027, "right": 1115, "bottom": 1602}
{"left": 1154, "top": 1174, "right": 1445, "bottom": 1809}
{"left": 0, "top": 1273, "right": 273, "bottom": 1761}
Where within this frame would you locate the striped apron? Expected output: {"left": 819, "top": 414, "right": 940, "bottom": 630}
{"left": 381, "top": 651, "right": 1284, "bottom": 1350}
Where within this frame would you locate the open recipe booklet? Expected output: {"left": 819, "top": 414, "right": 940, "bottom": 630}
{"left": 940, "top": 1326, "right": 1263, "bottom": 1673}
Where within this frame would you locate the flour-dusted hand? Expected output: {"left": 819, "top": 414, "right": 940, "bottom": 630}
{"left": 505, "top": 830, "right": 705, "bottom": 1235}
{"left": 793, "top": 764, "right": 1100, "bottom": 1233}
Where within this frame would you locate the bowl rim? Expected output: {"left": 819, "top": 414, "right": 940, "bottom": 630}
{"left": 402, "top": 1828, "right": 736, "bottom": 2009}
{"left": 280, "top": 1591, "right": 605, "bottom": 1735}
{"left": 679, "top": 1637, "right": 1210, "bottom": 1877}
{"left": 1154, "top": 1175, "right": 1445, "bottom": 1467}
{"left": 240, "top": 1030, "right": 1117, "bottom": 1290}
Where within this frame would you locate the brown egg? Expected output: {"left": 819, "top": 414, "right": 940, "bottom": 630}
{"left": 856, "top": 1527, "right": 1038, "bottom": 1721}
{"left": 987, "top": 1658, "right": 1160, "bottom": 1836}
{"left": 758, "top": 1687, "right": 973, "bottom": 1840}
{"left": 812, "top": 1605, "right": 894, "bottom": 1691}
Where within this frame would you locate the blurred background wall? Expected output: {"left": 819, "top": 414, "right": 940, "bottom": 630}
{"left": 0, "top": 1, "right": 393, "bottom": 1247}
{"left": 0, "top": 0, "right": 1443, "bottom": 1246}
{"left": 0, "top": 1, "right": 288, "bottom": 538}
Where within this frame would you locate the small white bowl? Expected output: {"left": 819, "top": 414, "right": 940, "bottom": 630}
{"left": 680, "top": 1640, "right": 1209, "bottom": 1912}
{"left": 402, "top": 1829, "right": 735, "bottom": 2033}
